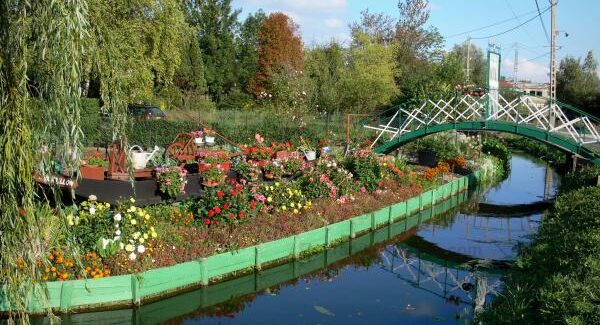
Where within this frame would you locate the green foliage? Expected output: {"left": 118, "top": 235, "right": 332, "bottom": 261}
{"left": 236, "top": 10, "right": 266, "bottom": 91}
{"left": 479, "top": 187, "right": 600, "bottom": 324}
{"left": 417, "top": 135, "right": 460, "bottom": 162}
{"left": 449, "top": 42, "right": 486, "bottom": 87}
{"left": 503, "top": 136, "right": 565, "bottom": 165}
{"left": 560, "top": 166, "right": 600, "bottom": 193}
{"left": 67, "top": 199, "right": 113, "bottom": 251}
{"left": 557, "top": 51, "right": 600, "bottom": 115}
{"left": 344, "top": 151, "right": 384, "bottom": 192}
{"left": 304, "top": 42, "right": 345, "bottom": 114}
{"left": 482, "top": 137, "right": 511, "bottom": 169}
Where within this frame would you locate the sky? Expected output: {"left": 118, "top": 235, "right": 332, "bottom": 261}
{"left": 231, "top": 0, "right": 600, "bottom": 83}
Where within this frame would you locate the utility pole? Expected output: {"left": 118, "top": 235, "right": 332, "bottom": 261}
{"left": 513, "top": 43, "right": 519, "bottom": 89}
{"left": 549, "top": 0, "right": 557, "bottom": 126}
{"left": 465, "top": 36, "right": 471, "bottom": 84}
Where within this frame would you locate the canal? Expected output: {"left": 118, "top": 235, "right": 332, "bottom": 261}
{"left": 49, "top": 154, "right": 559, "bottom": 324}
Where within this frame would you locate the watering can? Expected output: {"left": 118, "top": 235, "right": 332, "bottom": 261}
{"left": 128, "top": 145, "right": 160, "bottom": 170}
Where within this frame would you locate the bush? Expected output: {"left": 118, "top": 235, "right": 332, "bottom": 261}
{"left": 560, "top": 166, "right": 600, "bottom": 193}
{"left": 478, "top": 187, "right": 600, "bottom": 324}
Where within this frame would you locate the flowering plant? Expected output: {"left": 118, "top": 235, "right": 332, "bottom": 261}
{"left": 243, "top": 146, "right": 272, "bottom": 161}
{"left": 155, "top": 165, "right": 187, "bottom": 198}
{"left": 201, "top": 166, "right": 226, "bottom": 186}
{"left": 67, "top": 195, "right": 112, "bottom": 250}
{"left": 196, "top": 181, "right": 262, "bottom": 225}
{"left": 344, "top": 151, "right": 385, "bottom": 192}
{"left": 263, "top": 161, "right": 284, "bottom": 179}
{"left": 38, "top": 250, "right": 110, "bottom": 281}
{"left": 271, "top": 141, "right": 292, "bottom": 152}
{"left": 234, "top": 159, "right": 261, "bottom": 182}
{"left": 198, "top": 150, "right": 230, "bottom": 165}
{"left": 191, "top": 130, "right": 204, "bottom": 138}
{"left": 282, "top": 157, "right": 304, "bottom": 175}
{"left": 113, "top": 198, "right": 158, "bottom": 261}
{"left": 261, "top": 182, "right": 311, "bottom": 214}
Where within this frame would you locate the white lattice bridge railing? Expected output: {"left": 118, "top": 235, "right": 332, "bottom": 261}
{"left": 366, "top": 93, "right": 600, "bottom": 149}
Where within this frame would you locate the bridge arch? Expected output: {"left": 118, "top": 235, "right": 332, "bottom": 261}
{"left": 373, "top": 120, "right": 600, "bottom": 165}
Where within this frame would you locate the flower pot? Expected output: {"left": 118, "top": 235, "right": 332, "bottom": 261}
{"left": 219, "top": 161, "right": 232, "bottom": 172}
{"left": 202, "top": 175, "right": 225, "bottom": 187}
{"left": 80, "top": 165, "right": 105, "bottom": 181}
{"left": 418, "top": 149, "right": 437, "bottom": 167}
{"left": 194, "top": 137, "right": 204, "bottom": 146}
{"left": 264, "top": 173, "right": 275, "bottom": 180}
{"left": 205, "top": 136, "right": 215, "bottom": 145}
{"left": 304, "top": 151, "right": 316, "bottom": 161}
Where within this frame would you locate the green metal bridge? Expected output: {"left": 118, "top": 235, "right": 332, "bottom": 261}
{"left": 365, "top": 92, "right": 600, "bottom": 165}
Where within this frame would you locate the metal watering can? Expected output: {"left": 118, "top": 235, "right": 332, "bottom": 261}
{"left": 128, "top": 145, "right": 160, "bottom": 170}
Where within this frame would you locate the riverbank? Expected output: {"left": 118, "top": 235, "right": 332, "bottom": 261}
{"left": 1, "top": 172, "right": 477, "bottom": 315}
{"left": 478, "top": 181, "right": 600, "bottom": 323}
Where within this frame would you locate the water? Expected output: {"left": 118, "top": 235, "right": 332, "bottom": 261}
{"left": 51, "top": 154, "right": 556, "bottom": 325}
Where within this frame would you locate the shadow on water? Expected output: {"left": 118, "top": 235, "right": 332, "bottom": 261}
{"left": 35, "top": 154, "right": 556, "bottom": 325}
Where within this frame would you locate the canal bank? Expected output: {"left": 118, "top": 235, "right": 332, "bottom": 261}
{"left": 26, "top": 153, "right": 559, "bottom": 324}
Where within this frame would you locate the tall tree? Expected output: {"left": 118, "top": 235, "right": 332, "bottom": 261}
{"left": 557, "top": 52, "right": 600, "bottom": 115}
{"left": 189, "top": 0, "right": 240, "bottom": 101}
{"left": 339, "top": 32, "right": 398, "bottom": 113}
{"left": 449, "top": 42, "right": 486, "bottom": 87}
{"left": 349, "top": 9, "right": 397, "bottom": 45}
{"left": 248, "top": 12, "right": 304, "bottom": 98}
{"left": 395, "top": 0, "right": 444, "bottom": 103}
{"left": 236, "top": 10, "right": 267, "bottom": 91}
{"left": 305, "top": 42, "right": 346, "bottom": 113}
{"left": 171, "top": 32, "right": 208, "bottom": 109}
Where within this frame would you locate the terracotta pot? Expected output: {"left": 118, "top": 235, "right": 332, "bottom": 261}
{"left": 202, "top": 175, "right": 226, "bottom": 187}
{"left": 275, "top": 150, "right": 291, "bottom": 160}
{"left": 80, "top": 165, "right": 105, "bottom": 181}
{"left": 264, "top": 173, "right": 275, "bottom": 180}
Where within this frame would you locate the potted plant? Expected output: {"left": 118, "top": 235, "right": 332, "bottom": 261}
{"left": 204, "top": 129, "right": 216, "bottom": 146}
{"left": 282, "top": 157, "right": 303, "bottom": 176}
{"left": 272, "top": 141, "right": 293, "bottom": 160}
{"left": 233, "top": 159, "right": 260, "bottom": 182}
{"left": 262, "top": 161, "right": 283, "bottom": 180}
{"left": 298, "top": 137, "right": 316, "bottom": 161}
{"left": 198, "top": 150, "right": 231, "bottom": 172}
{"left": 200, "top": 166, "right": 226, "bottom": 187}
{"left": 192, "top": 130, "right": 204, "bottom": 146}
{"left": 80, "top": 156, "right": 107, "bottom": 181}
{"left": 155, "top": 165, "right": 188, "bottom": 199}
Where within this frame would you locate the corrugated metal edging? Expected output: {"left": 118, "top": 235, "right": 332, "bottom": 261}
{"left": 1, "top": 172, "right": 476, "bottom": 314}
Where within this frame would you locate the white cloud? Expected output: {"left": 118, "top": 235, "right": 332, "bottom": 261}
{"left": 324, "top": 18, "right": 344, "bottom": 29}
{"left": 503, "top": 57, "right": 549, "bottom": 83}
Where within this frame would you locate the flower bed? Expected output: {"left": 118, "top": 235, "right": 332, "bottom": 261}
{"left": 2, "top": 172, "right": 476, "bottom": 314}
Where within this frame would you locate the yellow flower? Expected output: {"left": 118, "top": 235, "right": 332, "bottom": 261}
{"left": 293, "top": 209, "right": 299, "bottom": 214}
{"left": 125, "top": 244, "right": 134, "bottom": 252}
{"left": 267, "top": 196, "right": 273, "bottom": 202}
{"left": 66, "top": 214, "right": 74, "bottom": 226}
{"left": 297, "top": 203, "right": 303, "bottom": 209}
{"left": 131, "top": 219, "right": 137, "bottom": 225}
{"left": 281, "top": 206, "right": 287, "bottom": 211}
{"left": 139, "top": 238, "right": 145, "bottom": 244}
{"left": 151, "top": 231, "right": 158, "bottom": 238}
{"left": 269, "top": 186, "right": 274, "bottom": 191}
{"left": 130, "top": 198, "right": 135, "bottom": 203}
{"left": 143, "top": 233, "right": 149, "bottom": 239}
{"left": 275, "top": 182, "right": 280, "bottom": 187}
{"left": 290, "top": 202, "right": 295, "bottom": 208}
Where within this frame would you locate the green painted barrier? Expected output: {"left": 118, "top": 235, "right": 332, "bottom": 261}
{"left": 373, "top": 207, "right": 390, "bottom": 227}
{"left": 2, "top": 172, "right": 476, "bottom": 315}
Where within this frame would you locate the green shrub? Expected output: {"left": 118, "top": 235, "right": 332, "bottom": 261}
{"left": 478, "top": 187, "right": 600, "bottom": 324}
{"left": 560, "top": 166, "right": 600, "bottom": 193}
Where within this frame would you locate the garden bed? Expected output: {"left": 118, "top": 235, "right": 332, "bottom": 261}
{"left": 0, "top": 171, "right": 477, "bottom": 315}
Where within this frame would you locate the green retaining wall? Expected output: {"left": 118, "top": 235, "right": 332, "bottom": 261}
{"left": 1, "top": 173, "right": 476, "bottom": 315}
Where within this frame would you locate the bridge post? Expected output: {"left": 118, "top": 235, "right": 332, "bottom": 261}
{"left": 565, "top": 154, "right": 579, "bottom": 173}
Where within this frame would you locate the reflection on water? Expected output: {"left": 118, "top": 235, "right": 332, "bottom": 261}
{"left": 45, "top": 154, "right": 555, "bottom": 325}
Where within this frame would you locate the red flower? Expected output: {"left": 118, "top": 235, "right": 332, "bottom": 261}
{"left": 214, "top": 206, "right": 222, "bottom": 214}
{"left": 238, "top": 212, "right": 245, "bottom": 219}
{"left": 208, "top": 209, "right": 215, "bottom": 217}
{"left": 223, "top": 203, "right": 230, "bottom": 210}
{"left": 228, "top": 213, "right": 235, "bottom": 219}
{"left": 203, "top": 218, "right": 210, "bottom": 225}
{"left": 230, "top": 190, "right": 237, "bottom": 196}
{"left": 217, "top": 190, "right": 224, "bottom": 198}
{"left": 250, "top": 200, "right": 256, "bottom": 209}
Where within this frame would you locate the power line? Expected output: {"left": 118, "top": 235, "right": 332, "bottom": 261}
{"left": 535, "top": 0, "right": 551, "bottom": 43}
{"left": 470, "top": 5, "right": 551, "bottom": 40}
{"left": 504, "top": 0, "right": 544, "bottom": 47}
{"left": 445, "top": 8, "right": 540, "bottom": 39}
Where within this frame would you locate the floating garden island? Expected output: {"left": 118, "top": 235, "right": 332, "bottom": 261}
{"left": 4, "top": 131, "right": 501, "bottom": 314}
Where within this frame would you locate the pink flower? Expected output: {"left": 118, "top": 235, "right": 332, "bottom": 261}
{"left": 254, "top": 194, "right": 266, "bottom": 203}
{"left": 361, "top": 186, "right": 367, "bottom": 193}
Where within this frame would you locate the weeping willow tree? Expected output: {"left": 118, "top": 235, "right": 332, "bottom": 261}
{"left": 1, "top": 1, "right": 187, "bottom": 321}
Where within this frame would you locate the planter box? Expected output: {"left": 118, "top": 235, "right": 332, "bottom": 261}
{"left": 80, "top": 165, "right": 105, "bottom": 181}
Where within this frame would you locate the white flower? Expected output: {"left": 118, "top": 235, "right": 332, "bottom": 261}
{"left": 114, "top": 213, "right": 122, "bottom": 222}
{"left": 115, "top": 229, "right": 121, "bottom": 236}
{"left": 89, "top": 195, "right": 97, "bottom": 201}
{"left": 128, "top": 252, "right": 137, "bottom": 261}
{"left": 137, "top": 245, "right": 146, "bottom": 253}
{"left": 133, "top": 232, "right": 140, "bottom": 240}
{"left": 89, "top": 207, "right": 96, "bottom": 215}
{"left": 119, "top": 242, "right": 125, "bottom": 249}
{"left": 101, "top": 238, "right": 111, "bottom": 249}
{"left": 113, "top": 236, "right": 120, "bottom": 241}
